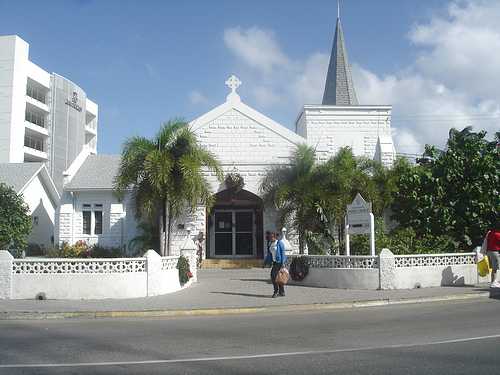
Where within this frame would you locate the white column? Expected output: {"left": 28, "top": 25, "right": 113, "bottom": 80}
{"left": 378, "top": 248, "right": 395, "bottom": 290}
{"left": 344, "top": 215, "right": 350, "bottom": 256}
{"left": 0, "top": 251, "right": 14, "bottom": 299}
{"left": 369, "top": 213, "right": 376, "bottom": 256}
{"left": 145, "top": 249, "right": 162, "bottom": 296}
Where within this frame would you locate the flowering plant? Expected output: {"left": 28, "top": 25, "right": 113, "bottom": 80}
{"left": 177, "top": 255, "right": 192, "bottom": 285}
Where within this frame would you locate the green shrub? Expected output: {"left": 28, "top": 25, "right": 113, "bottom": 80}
{"left": 26, "top": 243, "right": 44, "bottom": 257}
{"left": 46, "top": 242, "right": 125, "bottom": 258}
{"left": 45, "top": 246, "right": 61, "bottom": 258}
{"left": 90, "top": 245, "right": 123, "bottom": 258}
{"left": 177, "top": 255, "right": 192, "bottom": 285}
{"left": 289, "top": 257, "right": 310, "bottom": 281}
{"left": 349, "top": 224, "right": 458, "bottom": 255}
{"left": 8, "top": 249, "right": 24, "bottom": 259}
{"left": 57, "top": 240, "right": 90, "bottom": 258}
{"left": 0, "top": 183, "right": 31, "bottom": 251}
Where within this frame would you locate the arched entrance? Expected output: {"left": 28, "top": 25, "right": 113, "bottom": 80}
{"left": 206, "top": 189, "right": 263, "bottom": 259}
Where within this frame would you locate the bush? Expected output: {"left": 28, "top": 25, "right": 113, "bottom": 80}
{"left": 90, "top": 245, "right": 123, "bottom": 258}
{"left": 177, "top": 255, "right": 192, "bottom": 285}
{"left": 26, "top": 243, "right": 44, "bottom": 257}
{"left": 8, "top": 249, "right": 25, "bottom": 259}
{"left": 46, "top": 241, "right": 125, "bottom": 258}
{"left": 59, "top": 240, "right": 91, "bottom": 258}
{"left": 0, "top": 183, "right": 32, "bottom": 251}
{"left": 289, "top": 257, "right": 310, "bottom": 281}
{"left": 349, "top": 223, "right": 458, "bottom": 255}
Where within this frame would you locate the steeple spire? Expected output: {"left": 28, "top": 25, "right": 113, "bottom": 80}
{"left": 322, "top": 8, "right": 359, "bottom": 106}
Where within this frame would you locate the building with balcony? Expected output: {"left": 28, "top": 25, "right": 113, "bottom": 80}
{"left": 0, "top": 35, "right": 99, "bottom": 249}
{"left": 0, "top": 35, "right": 98, "bottom": 194}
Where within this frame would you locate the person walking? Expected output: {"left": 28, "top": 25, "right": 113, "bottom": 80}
{"left": 484, "top": 220, "right": 500, "bottom": 287}
{"left": 265, "top": 231, "right": 287, "bottom": 298}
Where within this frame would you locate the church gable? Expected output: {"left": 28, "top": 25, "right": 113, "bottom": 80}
{"left": 190, "top": 76, "right": 305, "bottom": 165}
{"left": 193, "top": 107, "right": 300, "bottom": 164}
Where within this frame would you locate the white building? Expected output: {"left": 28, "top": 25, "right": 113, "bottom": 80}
{"left": 0, "top": 35, "right": 98, "bottom": 194}
{"left": 0, "top": 163, "right": 59, "bottom": 249}
{"left": 56, "top": 151, "right": 139, "bottom": 250}
{"left": 0, "top": 35, "right": 98, "bottom": 248}
{"left": 56, "top": 15, "right": 396, "bottom": 258}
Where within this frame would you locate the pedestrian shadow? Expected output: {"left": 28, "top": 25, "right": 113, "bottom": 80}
{"left": 211, "top": 291, "right": 272, "bottom": 298}
{"left": 490, "top": 289, "right": 500, "bottom": 300}
{"left": 233, "top": 278, "right": 271, "bottom": 284}
{"left": 441, "top": 266, "right": 465, "bottom": 286}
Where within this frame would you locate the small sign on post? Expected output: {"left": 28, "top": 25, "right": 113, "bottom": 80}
{"left": 346, "top": 193, "right": 375, "bottom": 256}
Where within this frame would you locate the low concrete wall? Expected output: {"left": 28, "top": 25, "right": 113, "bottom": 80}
{"left": 288, "top": 251, "right": 483, "bottom": 290}
{"left": 13, "top": 273, "right": 148, "bottom": 299}
{"left": 393, "top": 265, "right": 482, "bottom": 289}
{"left": 290, "top": 268, "right": 379, "bottom": 290}
{"left": 0, "top": 250, "right": 197, "bottom": 300}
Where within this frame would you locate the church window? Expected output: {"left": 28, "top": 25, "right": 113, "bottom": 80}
{"left": 94, "top": 204, "right": 103, "bottom": 235}
{"left": 82, "top": 204, "right": 103, "bottom": 235}
{"left": 82, "top": 210, "right": 91, "bottom": 235}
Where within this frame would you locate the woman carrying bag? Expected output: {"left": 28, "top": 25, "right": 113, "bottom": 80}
{"left": 265, "top": 232, "right": 288, "bottom": 298}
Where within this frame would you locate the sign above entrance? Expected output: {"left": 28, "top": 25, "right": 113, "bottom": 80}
{"left": 347, "top": 193, "right": 372, "bottom": 235}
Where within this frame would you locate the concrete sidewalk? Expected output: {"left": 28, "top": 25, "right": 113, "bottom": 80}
{"left": 0, "top": 268, "right": 492, "bottom": 319}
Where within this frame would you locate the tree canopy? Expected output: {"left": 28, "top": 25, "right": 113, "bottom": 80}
{"left": 114, "top": 120, "right": 222, "bottom": 255}
{"left": 0, "top": 183, "right": 32, "bottom": 251}
{"left": 260, "top": 145, "right": 395, "bottom": 254}
{"left": 391, "top": 127, "right": 499, "bottom": 249}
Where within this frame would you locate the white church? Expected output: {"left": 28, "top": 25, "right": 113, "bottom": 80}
{"left": 1, "top": 15, "right": 395, "bottom": 258}
{"left": 57, "top": 15, "right": 395, "bottom": 259}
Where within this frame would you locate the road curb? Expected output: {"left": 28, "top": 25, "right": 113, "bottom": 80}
{"left": 0, "top": 291, "right": 491, "bottom": 320}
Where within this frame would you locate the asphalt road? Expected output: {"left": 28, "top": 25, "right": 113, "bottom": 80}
{"left": 0, "top": 298, "right": 499, "bottom": 374}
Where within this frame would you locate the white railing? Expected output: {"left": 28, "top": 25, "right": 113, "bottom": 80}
{"left": 161, "top": 256, "right": 178, "bottom": 271}
{"left": 12, "top": 258, "right": 146, "bottom": 274}
{"left": 2, "top": 250, "right": 198, "bottom": 300}
{"left": 286, "top": 255, "right": 378, "bottom": 269}
{"left": 394, "top": 253, "right": 475, "bottom": 268}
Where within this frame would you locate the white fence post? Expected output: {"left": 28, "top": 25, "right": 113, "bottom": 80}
{"left": 345, "top": 216, "right": 350, "bottom": 256}
{"left": 145, "top": 249, "right": 162, "bottom": 296}
{"left": 369, "top": 213, "right": 375, "bottom": 256}
{"left": 379, "top": 248, "right": 395, "bottom": 290}
{"left": 0, "top": 251, "right": 14, "bottom": 299}
{"left": 181, "top": 230, "right": 198, "bottom": 282}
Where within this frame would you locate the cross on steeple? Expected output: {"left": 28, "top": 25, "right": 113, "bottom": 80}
{"left": 225, "top": 75, "right": 242, "bottom": 94}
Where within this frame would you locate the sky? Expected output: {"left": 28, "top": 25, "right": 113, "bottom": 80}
{"left": 1, "top": 0, "right": 499, "bottom": 155}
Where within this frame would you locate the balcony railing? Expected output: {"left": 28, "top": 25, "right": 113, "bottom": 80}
{"left": 86, "top": 120, "right": 97, "bottom": 130}
{"left": 26, "top": 85, "right": 47, "bottom": 104}
{"left": 25, "top": 110, "right": 46, "bottom": 128}
{"left": 24, "top": 136, "right": 45, "bottom": 152}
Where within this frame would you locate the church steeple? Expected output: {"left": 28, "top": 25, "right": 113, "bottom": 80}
{"left": 322, "top": 9, "right": 359, "bottom": 106}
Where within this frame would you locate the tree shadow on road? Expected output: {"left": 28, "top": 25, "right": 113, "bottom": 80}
{"left": 210, "top": 291, "right": 272, "bottom": 298}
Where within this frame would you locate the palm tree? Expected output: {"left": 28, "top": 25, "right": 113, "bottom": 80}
{"left": 261, "top": 145, "right": 395, "bottom": 254}
{"left": 114, "top": 120, "right": 223, "bottom": 255}
{"left": 260, "top": 144, "right": 319, "bottom": 253}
